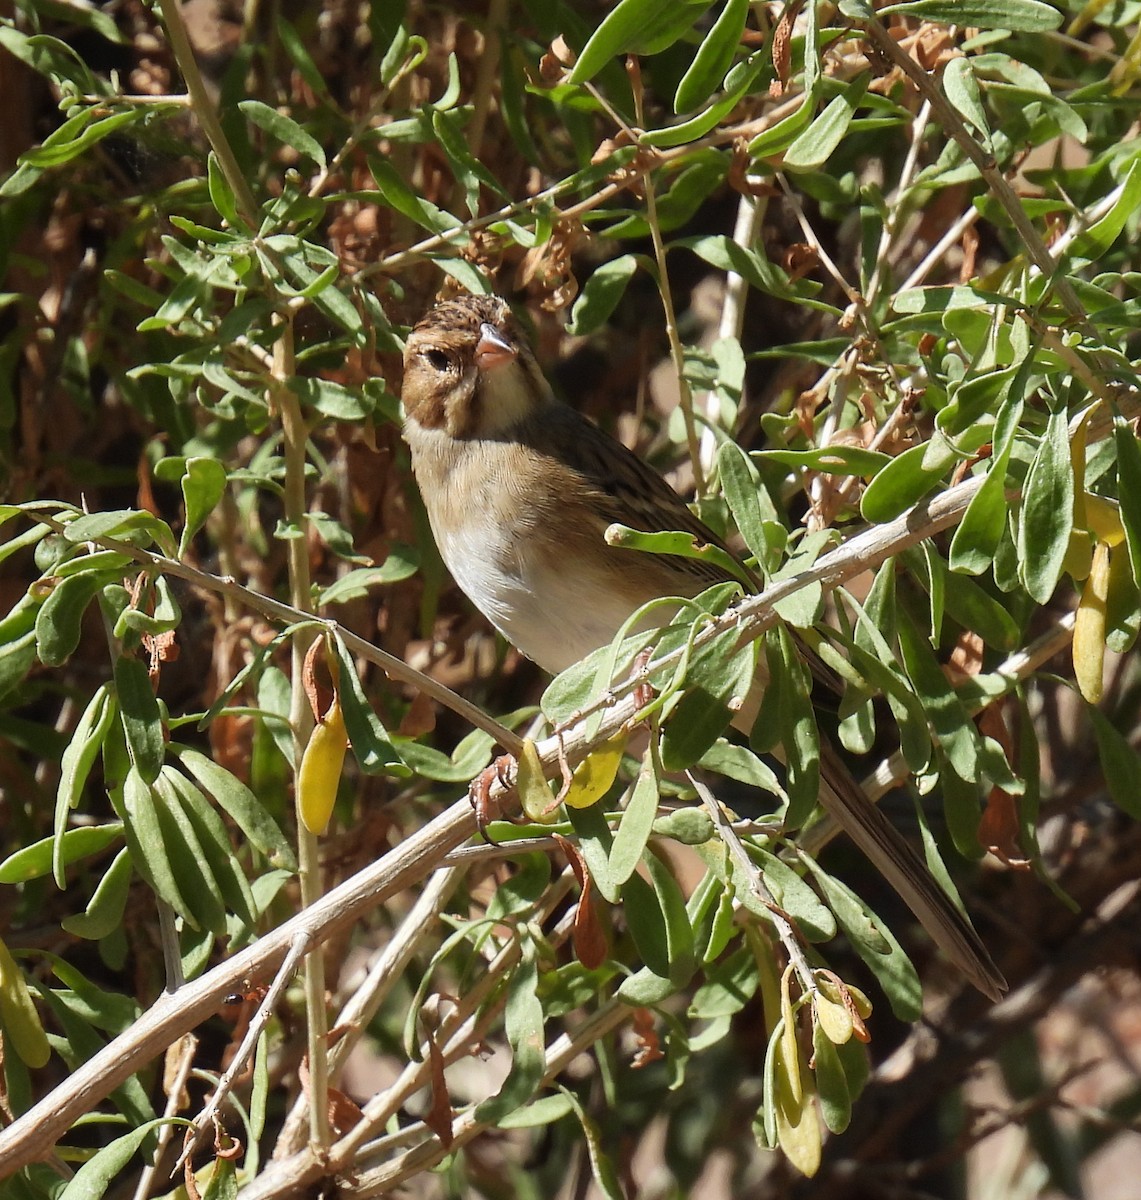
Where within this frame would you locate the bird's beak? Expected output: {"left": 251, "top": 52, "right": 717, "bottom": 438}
{"left": 475, "top": 322, "right": 517, "bottom": 371}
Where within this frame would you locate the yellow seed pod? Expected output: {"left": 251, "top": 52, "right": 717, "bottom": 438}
{"left": 1074, "top": 541, "right": 1111, "bottom": 704}
{"left": 297, "top": 696, "right": 347, "bottom": 835}
{"left": 0, "top": 934, "right": 50, "bottom": 1068}
{"left": 1063, "top": 527, "right": 1093, "bottom": 583}
{"left": 814, "top": 993, "right": 853, "bottom": 1045}
{"left": 1083, "top": 493, "right": 1126, "bottom": 548}
{"left": 563, "top": 733, "right": 628, "bottom": 809}
{"left": 517, "top": 737, "right": 558, "bottom": 824}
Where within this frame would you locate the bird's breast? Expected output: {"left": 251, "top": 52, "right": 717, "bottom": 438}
{"left": 405, "top": 424, "right": 659, "bottom": 673}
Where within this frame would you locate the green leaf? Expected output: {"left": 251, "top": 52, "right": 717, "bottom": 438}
{"left": 766, "top": 627, "right": 820, "bottom": 827}
{"left": 316, "top": 552, "right": 420, "bottom": 604}
{"left": 569, "top": 0, "right": 707, "bottom": 82}
{"left": 749, "top": 846, "right": 836, "bottom": 940}
{"left": 897, "top": 609, "right": 979, "bottom": 782}
{"left": 20, "top": 108, "right": 147, "bottom": 170}
{"left": 718, "top": 441, "right": 777, "bottom": 570}
{"left": 949, "top": 392, "right": 1024, "bottom": 574}
{"left": 290, "top": 377, "right": 374, "bottom": 421}
{"left": 643, "top": 51, "right": 767, "bottom": 148}
{"left": 813, "top": 1021, "right": 852, "bottom": 1133}
{"left": 152, "top": 771, "right": 229, "bottom": 934}
{"left": 784, "top": 77, "right": 869, "bottom": 172}
{"left": 1068, "top": 161, "right": 1141, "bottom": 260}
{"left": 207, "top": 152, "right": 243, "bottom": 231}
{"left": 623, "top": 846, "right": 695, "bottom": 987}
{"left": 331, "top": 633, "right": 409, "bottom": 777}
{"left": 879, "top": 0, "right": 1063, "bottom": 31}
{"left": 61, "top": 847, "right": 133, "bottom": 940}
{"left": 34, "top": 572, "right": 100, "bottom": 667}
{"left": 674, "top": 0, "right": 748, "bottom": 113}
{"left": 59, "top": 1118, "right": 186, "bottom": 1200}
{"left": 275, "top": 16, "right": 332, "bottom": 101}
{"left": 1017, "top": 409, "right": 1073, "bottom": 604}
{"left": 1114, "top": 415, "right": 1141, "bottom": 590}
{"left": 54, "top": 683, "right": 117, "bottom": 885}
{"left": 120, "top": 767, "right": 196, "bottom": 926}
{"left": 239, "top": 99, "right": 326, "bottom": 169}
{"left": 608, "top": 749, "right": 661, "bottom": 886}
{"left": 179, "top": 457, "right": 227, "bottom": 557}
{"left": 802, "top": 856, "right": 922, "bottom": 1022}
{"left": 162, "top": 769, "right": 258, "bottom": 931}
{"left": 1088, "top": 707, "right": 1141, "bottom": 820}
{"left": 567, "top": 255, "right": 638, "bottom": 336}
{"left": 370, "top": 158, "right": 462, "bottom": 234}
{"left": 172, "top": 746, "right": 297, "bottom": 871}
{"left": 63, "top": 509, "right": 175, "bottom": 554}
{"left": 941, "top": 56, "right": 991, "bottom": 149}
{"left": 114, "top": 656, "right": 164, "bottom": 785}
{"left": 606, "top": 524, "right": 752, "bottom": 590}
{"left": 475, "top": 937, "right": 546, "bottom": 1122}
{"left": 860, "top": 440, "right": 953, "bottom": 523}
{"left": 756, "top": 446, "right": 890, "bottom": 476}
{"left": 0, "top": 823, "right": 122, "bottom": 884}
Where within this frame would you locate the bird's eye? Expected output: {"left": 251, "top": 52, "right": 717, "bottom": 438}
{"left": 422, "top": 349, "right": 452, "bottom": 373}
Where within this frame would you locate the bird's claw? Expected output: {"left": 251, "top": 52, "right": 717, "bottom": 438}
{"left": 469, "top": 753, "right": 523, "bottom": 844}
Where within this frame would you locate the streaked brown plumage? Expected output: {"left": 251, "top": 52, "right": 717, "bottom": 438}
{"left": 402, "top": 293, "right": 1006, "bottom": 1001}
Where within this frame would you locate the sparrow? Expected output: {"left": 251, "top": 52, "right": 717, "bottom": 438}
{"left": 401, "top": 293, "right": 1006, "bottom": 1001}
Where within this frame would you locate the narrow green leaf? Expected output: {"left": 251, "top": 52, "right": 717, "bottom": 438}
{"left": 756, "top": 446, "right": 890, "bottom": 476}
{"left": 474, "top": 938, "right": 545, "bottom": 1121}
{"left": 879, "top": 0, "right": 1062, "bottom": 31}
{"left": 34, "top": 572, "right": 100, "bottom": 667}
{"left": 674, "top": 0, "right": 749, "bottom": 113}
{"left": 802, "top": 856, "right": 922, "bottom": 1021}
{"left": 566, "top": 801, "right": 619, "bottom": 904}
{"left": 1017, "top": 409, "right": 1073, "bottom": 604}
{"left": 114, "top": 656, "right": 164, "bottom": 785}
{"left": 59, "top": 1118, "right": 186, "bottom": 1200}
{"left": 1114, "top": 416, "right": 1141, "bottom": 589}
{"left": 54, "top": 684, "right": 117, "bottom": 885}
{"left": 121, "top": 767, "right": 196, "bottom": 926}
{"left": 61, "top": 847, "right": 133, "bottom": 940}
{"left": 0, "top": 823, "right": 121, "bottom": 884}
{"left": 1089, "top": 707, "right": 1141, "bottom": 820}
{"left": 813, "top": 1022, "right": 852, "bottom": 1134}
{"left": 860, "top": 440, "right": 954, "bottom": 523}
{"left": 164, "top": 769, "right": 258, "bottom": 930}
{"left": 567, "top": 255, "right": 638, "bottom": 336}
{"left": 332, "top": 633, "right": 408, "bottom": 777}
{"left": 950, "top": 394, "right": 1024, "bottom": 574}
{"left": 767, "top": 627, "right": 820, "bottom": 827}
{"left": 718, "top": 440, "right": 775, "bottom": 569}
{"left": 172, "top": 746, "right": 296, "bottom": 871}
{"left": 1069, "top": 160, "right": 1141, "bottom": 260}
{"left": 942, "top": 56, "right": 991, "bottom": 148}
{"left": 0, "top": 938, "right": 50, "bottom": 1068}
{"left": 897, "top": 608, "right": 979, "bottom": 782}
{"left": 179, "top": 457, "right": 227, "bottom": 557}
{"left": 784, "top": 77, "right": 869, "bottom": 171}
{"left": 569, "top": 0, "right": 706, "bottom": 82}
{"left": 275, "top": 16, "right": 332, "bottom": 100}
{"left": 239, "top": 99, "right": 326, "bottom": 168}
{"left": 750, "top": 846, "right": 835, "bottom": 940}
{"left": 608, "top": 750, "right": 661, "bottom": 886}
{"left": 152, "top": 771, "right": 229, "bottom": 934}
{"left": 316, "top": 553, "right": 420, "bottom": 605}
{"left": 206, "top": 152, "right": 242, "bottom": 231}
